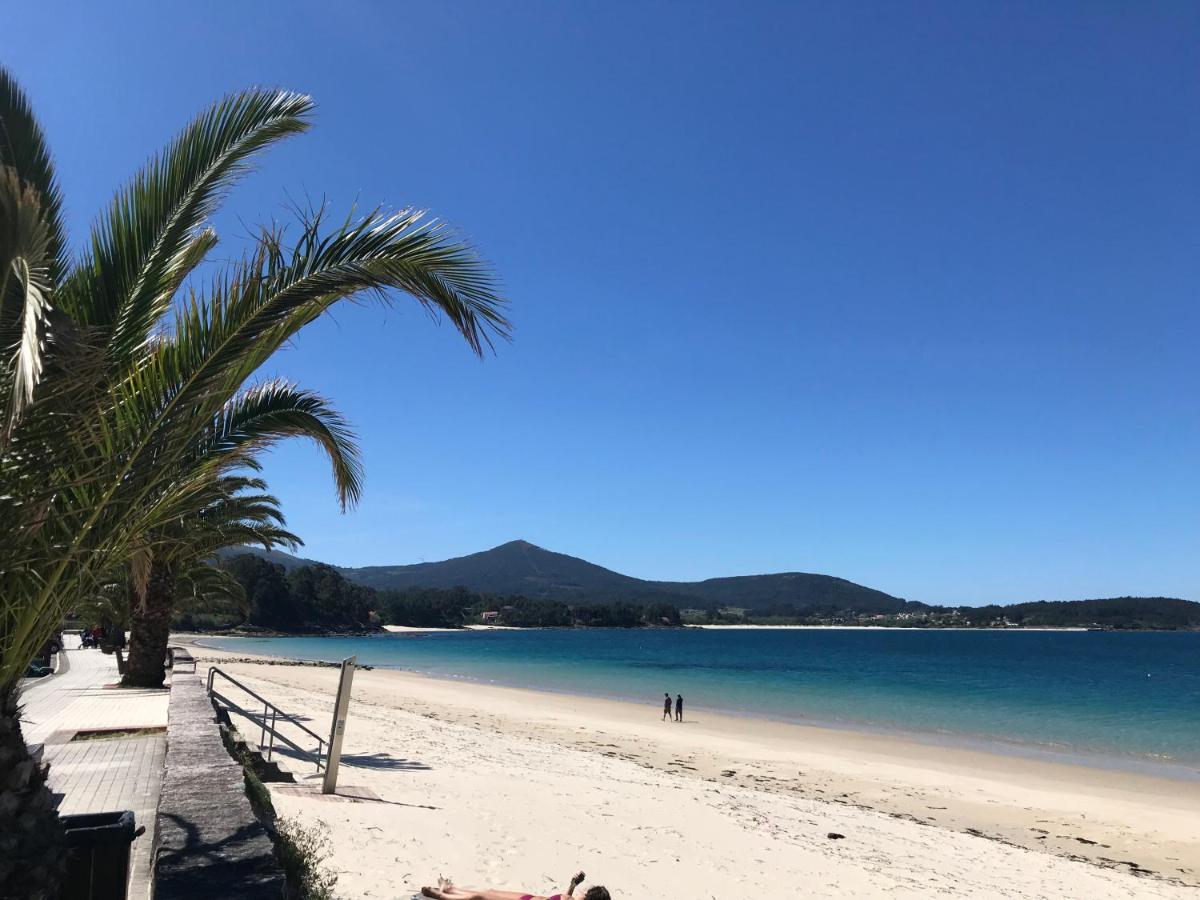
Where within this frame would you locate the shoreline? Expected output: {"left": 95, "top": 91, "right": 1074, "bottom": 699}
{"left": 691, "top": 623, "right": 1091, "bottom": 631}
{"left": 186, "top": 623, "right": 1198, "bottom": 637}
{"left": 191, "top": 634, "right": 1200, "bottom": 782}
{"left": 181, "top": 635, "right": 1200, "bottom": 895}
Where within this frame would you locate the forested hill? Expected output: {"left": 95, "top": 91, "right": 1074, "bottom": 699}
{"left": 185, "top": 555, "right": 684, "bottom": 631}
{"left": 342, "top": 540, "right": 646, "bottom": 599}
{"left": 296, "top": 540, "right": 908, "bottom": 613}
{"left": 217, "top": 543, "right": 1198, "bottom": 628}
{"left": 653, "top": 572, "right": 905, "bottom": 613}
{"left": 204, "top": 548, "right": 1199, "bottom": 631}
{"left": 954, "top": 597, "right": 1200, "bottom": 630}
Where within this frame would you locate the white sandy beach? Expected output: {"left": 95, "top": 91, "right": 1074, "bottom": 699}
{"left": 187, "top": 641, "right": 1200, "bottom": 899}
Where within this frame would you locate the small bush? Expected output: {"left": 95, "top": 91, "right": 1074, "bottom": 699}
{"left": 276, "top": 816, "right": 339, "bottom": 900}
{"left": 243, "top": 768, "right": 275, "bottom": 824}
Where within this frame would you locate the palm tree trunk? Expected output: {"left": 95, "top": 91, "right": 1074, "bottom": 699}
{"left": 0, "top": 684, "right": 66, "bottom": 899}
{"left": 123, "top": 561, "right": 175, "bottom": 688}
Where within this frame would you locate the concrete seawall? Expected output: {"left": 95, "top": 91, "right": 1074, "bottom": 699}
{"left": 154, "top": 670, "right": 284, "bottom": 898}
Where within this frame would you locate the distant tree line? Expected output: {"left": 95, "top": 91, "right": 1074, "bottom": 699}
{"left": 178, "top": 557, "right": 1198, "bottom": 633}
{"left": 380, "top": 587, "right": 682, "bottom": 629}
{"left": 683, "top": 596, "right": 1200, "bottom": 630}
{"left": 174, "top": 555, "right": 377, "bottom": 632}
{"left": 379, "top": 585, "right": 476, "bottom": 628}
{"left": 950, "top": 597, "right": 1200, "bottom": 630}
{"left": 174, "top": 555, "right": 684, "bottom": 632}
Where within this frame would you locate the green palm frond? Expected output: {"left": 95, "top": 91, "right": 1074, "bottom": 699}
{"left": 131, "top": 472, "right": 294, "bottom": 554}
{"left": 178, "top": 563, "right": 246, "bottom": 601}
{"left": 197, "top": 379, "right": 362, "bottom": 509}
{"left": 255, "top": 202, "right": 510, "bottom": 356}
{"left": 138, "top": 203, "right": 507, "bottom": 440}
{"left": 126, "top": 476, "right": 298, "bottom": 601}
{"left": 0, "top": 168, "right": 53, "bottom": 432}
{"left": 59, "top": 89, "right": 312, "bottom": 359}
{"left": 72, "top": 581, "right": 131, "bottom": 629}
{"left": 99, "top": 201, "right": 507, "bottom": 520}
{"left": 158, "top": 226, "right": 218, "bottom": 307}
{"left": 0, "top": 69, "right": 510, "bottom": 696}
{"left": 175, "top": 563, "right": 249, "bottom": 623}
{"left": 190, "top": 519, "right": 300, "bottom": 559}
{"left": 0, "top": 68, "right": 66, "bottom": 282}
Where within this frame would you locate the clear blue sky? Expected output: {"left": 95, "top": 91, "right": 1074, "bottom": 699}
{"left": 10, "top": 2, "right": 1198, "bottom": 604}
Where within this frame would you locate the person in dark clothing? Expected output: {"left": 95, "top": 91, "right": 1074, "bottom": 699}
{"left": 662, "top": 692, "right": 672, "bottom": 721}
{"left": 674, "top": 694, "right": 683, "bottom": 722}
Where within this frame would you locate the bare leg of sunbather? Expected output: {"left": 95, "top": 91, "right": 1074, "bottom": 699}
{"left": 420, "top": 887, "right": 540, "bottom": 900}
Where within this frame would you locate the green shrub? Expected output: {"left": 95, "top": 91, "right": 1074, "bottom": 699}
{"left": 243, "top": 768, "right": 275, "bottom": 824}
{"left": 276, "top": 816, "right": 339, "bottom": 900}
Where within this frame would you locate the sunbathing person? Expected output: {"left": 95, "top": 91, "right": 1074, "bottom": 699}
{"left": 420, "top": 870, "right": 609, "bottom": 900}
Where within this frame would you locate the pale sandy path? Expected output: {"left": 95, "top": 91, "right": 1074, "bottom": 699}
{"left": 187, "top": 642, "right": 1200, "bottom": 900}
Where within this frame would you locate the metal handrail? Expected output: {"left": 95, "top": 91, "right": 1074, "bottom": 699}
{"left": 208, "top": 689, "right": 324, "bottom": 765}
{"left": 206, "top": 666, "right": 326, "bottom": 771}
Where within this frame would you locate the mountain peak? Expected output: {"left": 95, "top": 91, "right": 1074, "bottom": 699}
{"left": 497, "top": 539, "right": 539, "bottom": 550}
{"left": 321, "top": 541, "right": 905, "bottom": 612}
{"left": 225, "top": 542, "right": 906, "bottom": 611}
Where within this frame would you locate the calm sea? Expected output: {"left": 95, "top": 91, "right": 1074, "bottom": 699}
{"left": 202, "top": 629, "right": 1200, "bottom": 775}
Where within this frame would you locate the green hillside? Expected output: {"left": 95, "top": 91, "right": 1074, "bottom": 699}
{"left": 956, "top": 597, "right": 1200, "bottom": 630}
{"left": 344, "top": 540, "right": 646, "bottom": 597}
{"left": 217, "top": 544, "right": 1199, "bottom": 629}
{"left": 245, "top": 540, "right": 906, "bottom": 612}
{"left": 654, "top": 572, "right": 906, "bottom": 613}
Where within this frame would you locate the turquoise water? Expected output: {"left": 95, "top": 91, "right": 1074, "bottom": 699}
{"left": 202, "top": 629, "right": 1200, "bottom": 774}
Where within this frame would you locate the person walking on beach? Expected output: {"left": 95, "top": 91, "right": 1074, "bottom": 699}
{"left": 662, "top": 692, "right": 672, "bottom": 721}
{"left": 675, "top": 693, "right": 683, "bottom": 722}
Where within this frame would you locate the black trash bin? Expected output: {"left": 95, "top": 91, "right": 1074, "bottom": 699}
{"left": 60, "top": 810, "right": 143, "bottom": 900}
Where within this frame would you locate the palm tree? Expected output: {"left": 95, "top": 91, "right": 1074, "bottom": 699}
{"left": 0, "top": 69, "right": 508, "bottom": 896}
{"left": 79, "top": 557, "right": 260, "bottom": 646}
{"left": 116, "top": 375, "right": 366, "bottom": 687}
{"left": 122, "top": 474, "right": 301, "bottom": 687}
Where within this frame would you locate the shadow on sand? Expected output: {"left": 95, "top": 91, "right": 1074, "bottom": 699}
{"left": 271, "top": 744, "right": 431, "bottom": 772}
{"left": 340, "top": 751, "right": 432, "bottom": 771}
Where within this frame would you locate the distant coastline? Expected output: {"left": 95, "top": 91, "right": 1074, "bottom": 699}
{"left": 691, "top": 623, "right": 1092, "bottom": 632}
{"left": 183, "top": 621, "right": 1179, "bottom": 638}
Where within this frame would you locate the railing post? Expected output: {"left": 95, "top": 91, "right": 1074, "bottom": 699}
{"left": 321, "top": 656, "right": 356, "bottom": 794}
{"left": 268, "top": 711, "right": 276, "bottom": 761}
{"left": 261, "top": 702, "right": 268, "bottom": 750}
